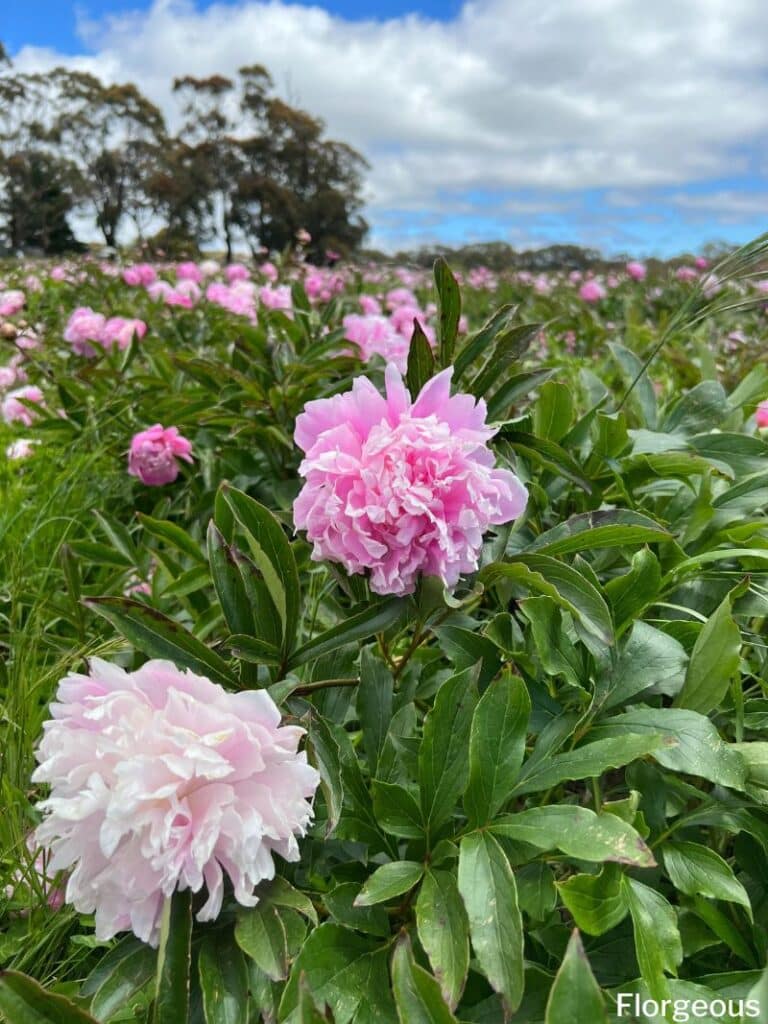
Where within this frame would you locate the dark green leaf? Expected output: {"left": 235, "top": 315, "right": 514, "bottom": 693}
{"left": 556, "top": 866, "right": 628, "bottom": 936}
{"left": 391, "top": 934, "right": 458, "bottom": 1024}
{"left": 434, "top": 258, "right": 461, "bottom": 368}
{"left": 152, "top": 890, "right": 193, "bottom": 1024}
{"left": 419, "top": 665, "right": 479, "bottom": 834}
{"left": 289, "top": 599, "right": 405, "bottom": 669}
{"left": 544, "top": 930, "right": 607, "bottom": 1024}
{"left": 457, "top": 832, "right": 524, "bottom": 1014}
{"left": 84, "top": 597, "right": 236, "bottom": 689}
{"left": 354, "top": 862, "right": 424, "bottom": 907}
{"left": 674, "top": 590, "right": 742, "bottom": 715}
{"left": 416, "top": 869, "right": 469, "bottom": 1010}
{"left": 198, "top": 931, "right": 249, "bottom": 1024}
{"left": 406, "top": 319, "right": 436, "bottom": 395}
{"left": 465, "top": 669, "right": 530, "bottom": 825}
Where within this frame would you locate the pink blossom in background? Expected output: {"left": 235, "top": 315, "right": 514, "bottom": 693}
{"left": 101, "top": 317, "right": 147, "bottom": 350}
{"left": 756, "top": 401, "right": 768, "bottom": 428}
{"left": 695, "top": 257, "right": 709, "bottom": 270}
{"left": 676, "top": 266, "right": 698, "bottom": 282}
{"left": 293, "top": 365, "right": 528, "bottom": 596}
{"left": 296, "top": 228, "right": 311, "bottom": 245}
{"left": 200, "top": 259, "right": 221, "bottom": 277}
{"left": 64, "top": 307, "right": 106, "bottom": 356}
{"left": 2, "top": 385, "right": 44, "bottom": 426}
{"left": 260, "top": 261, "right": 279, "bottom": 282}
{"left": 206, "top": 281, "right": 257, "bottom": 321}
{"left": 626, "top": 261, "right": 647, "bottom": 281}
{"left": 385, "top": 287, "right": 418, "bottom": 310}
{"left": 259, "top": 285, "right": 293, "bottom": 313}
{"left": 0, "top": 290, "right": 25, "bottom": 317}
{"left": 25, "top": 275, "right": 43, "bottom": 292}
{"left": 50, "top": 267, "right": 67, "bottom": 282}
{"left": 128, "top": 424, "right": 193, "bottom": 486}
{"left": 579, "top": 280, "right": 606, "bottom": 303}
{"left": 176, "top": 261, "right": 203, "bottom": 283}
{"left": 359, "top": 294, "right": 382, "bottom": 316}
{"left": 32, "top": 658, "right": 319, "bottom": 944}
{"left": 123, "top": 264, "right": 157, "bottom": 287}
{"left": 342, "top": 313, "right": 410, "bottom": 371}
{"left": 225, "top": 263, "right": 251, "bottom": 283}
{"left": 174, "top": 279, "right": 201, "bottom": 303}
{"left": 5, "top": 438, "right": 40, "bottom": 460}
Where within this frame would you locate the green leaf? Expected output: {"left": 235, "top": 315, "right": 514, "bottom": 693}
{"left": 221, "top": 484, "right": 301, "bottom": 655}
{"left": 512, "top": 734, "right": 663, "bottom": 797}
{"left": 151, "top": 890, "right": 193, "bottom": 1024}
{"left": 609, "top": 342, "right": 657, "bottom": 428}
{"left": 604, "top": 548, "right": 662, "bottom": 633}
{"left": 391, "top": 934, "right": 458, "bottom": 1024}
{"left": 416, "top": 869, "right": 469, "bottom": 1010}
{"left": 470, "top": 322, "right": 540, "bottom": 399}
{"left": 498, "top": 431, "right": 593, "bottom": 493}
{"left": 480, "top": 555, "right": 614, "bottom": 652}
{"left": 406, "top": 319, "right": 436, "bottom": 395}
{"left": 357, "top": 647, "right": 394, "bottom": 776}
{"left": 527, "top": 510, "right": 670, "bottom": 558}
{"left": 303, "top": 710, "right": 343, "bottom": 837}
{"left": 674, "top": 590, "right": 742, "bottom": 715}
{"left": 354, "top": 862, "right": 424, "bottom": 908}
{"left": 599, "top": 621, "right": 688, "bottom": 712}
{"left": 454, "top": 303, "right": 517, "bottom": 381}
{"left": 434, "top": 257, "right": 461, "bottom": 368}
{"left": 84, "top": 597, "right": 236, "bottom": 689}
{"left": 295, "top": 979, "right": 328, "bottom": 1023}
{"left": 235, "top": 904, "right": 290, "bottom": 982}
{"left": 289, "top": 598, "right": 405, "bottom": 669}
{"left": 516, "top": 862, "right": 557, "bottom": 922}
{"left": 464, "top": 669, "right": 530, "bottom": 825}
{"left": 325, "top": 883, "right": 390, "bottom": 938}
{"left": 372, "top": 781, "right": 424, "bottom": 839}
{"left": 534, "top": 380, "right": 573, "bottom": 442}
{"left": 260, "top": 876, "right": 318, "bottom": 927}
{"left": 457, "top": 832, "right": 524, "bottom": 1015}
{"left": 138, "top": 513, "right": 205, "bottom": 564}
{"left": 623, "top": 878, "right": 682, "bottom": 1003}
{"left": 278, "top": 924, "right": 395, "bottom": 1024}
{"left": 556, "top": 866, "right": 628, "bottom": 936}
{"left": 419, "top": 664, "right": 479, "bottom": 835}
{"left": 224, "top": 634, "right": 282, "bottom": 666}
{"left": 544, "top": 930, "right": 608, "bottom": 1024}
{"left": 0, "top": 971, "right": 100, "bottom": 1024}
{"left": 662, "top": 842, "right": 752, "bottom": 918}
{"left": 86, "top": 939, "right": 156, "bottom": 1021}
{"left": 486, "top": 369, "right": 556, "bottom": 421}
{"left": 198, "top": 931, "right": 249, "bottom": 1024}
{"left": 592, "top": 709, "right": 747, "bottom": 789}
{"left": 491, "top": 805, "right": 655, "bottom": 867}
{"left": 207, "top": 522, "right": 254, "bottom": 635}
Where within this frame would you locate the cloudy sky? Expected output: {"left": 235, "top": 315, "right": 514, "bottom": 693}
{"left": 4, "top": 0, "right": 767, "bottom": 255}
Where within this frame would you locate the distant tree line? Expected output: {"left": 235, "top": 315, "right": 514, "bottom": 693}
{"left": 0, "top": 43, "right": 368, "bottom": 260}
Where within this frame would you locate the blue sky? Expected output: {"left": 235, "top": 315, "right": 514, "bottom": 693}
{"left": 5, "top": 0, "right": 766, "bottom": 256}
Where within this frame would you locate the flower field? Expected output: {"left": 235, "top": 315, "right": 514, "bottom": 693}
{"left": 3, "top": 245, "right": 768, "bottom": 1022}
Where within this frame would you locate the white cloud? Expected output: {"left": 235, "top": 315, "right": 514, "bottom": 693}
{"left": 11, "top": 0, "right": 768, "bottom": 251}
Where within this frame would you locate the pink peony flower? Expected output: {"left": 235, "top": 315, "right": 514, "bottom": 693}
{"left": 0, "top": 290, "right": 25, "bottom": 317}
{"left": 32, "top": 658, "right": 319, "bottom": 944}
{"left": 695, "top": 256, "right": 709, "bottom": 270}
{"left": 293, "top": 365, "right": 528, "bottom": 596}
{"left": 225, "top": 263, "right": 251, "bottom": 283}
{"left": 64, "top": 307, "right": 106, "bottom": 356}
{"left": 676, "top": 266, "right": 698, "bottom": 282}
{"left": 123, "top": 264, "right": 157, "bottom": 287}
{"left": 359, "top": 294, "right": 382, "bottom": 316}
{"left": 101, "top": 317, "right": 147, "bottom": 350}
{"left": 128, "top": 424, "right": 193, "bottom": 486}
{"left": 343, "top": 313, "right": 409, "bottom": 371}
{"left": 260, "top": 285, "right": 293, "bottom": 313}
{"left": 176, "top": 261, "right": 203, "bottom": 283}
{"left": 260, "top": 261, "right": 279, "bottom": 282}
{"left": 2, "top": 385, "right": 44, "bottom": 426}
{"left": 756, "top": 401, "right": 768, "bottom": 428}
{"left": 626, "top": 261, "right": 647, "bottom": 281}
{"left": 579, "top": 280, "right": 606, "bottom": 303}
